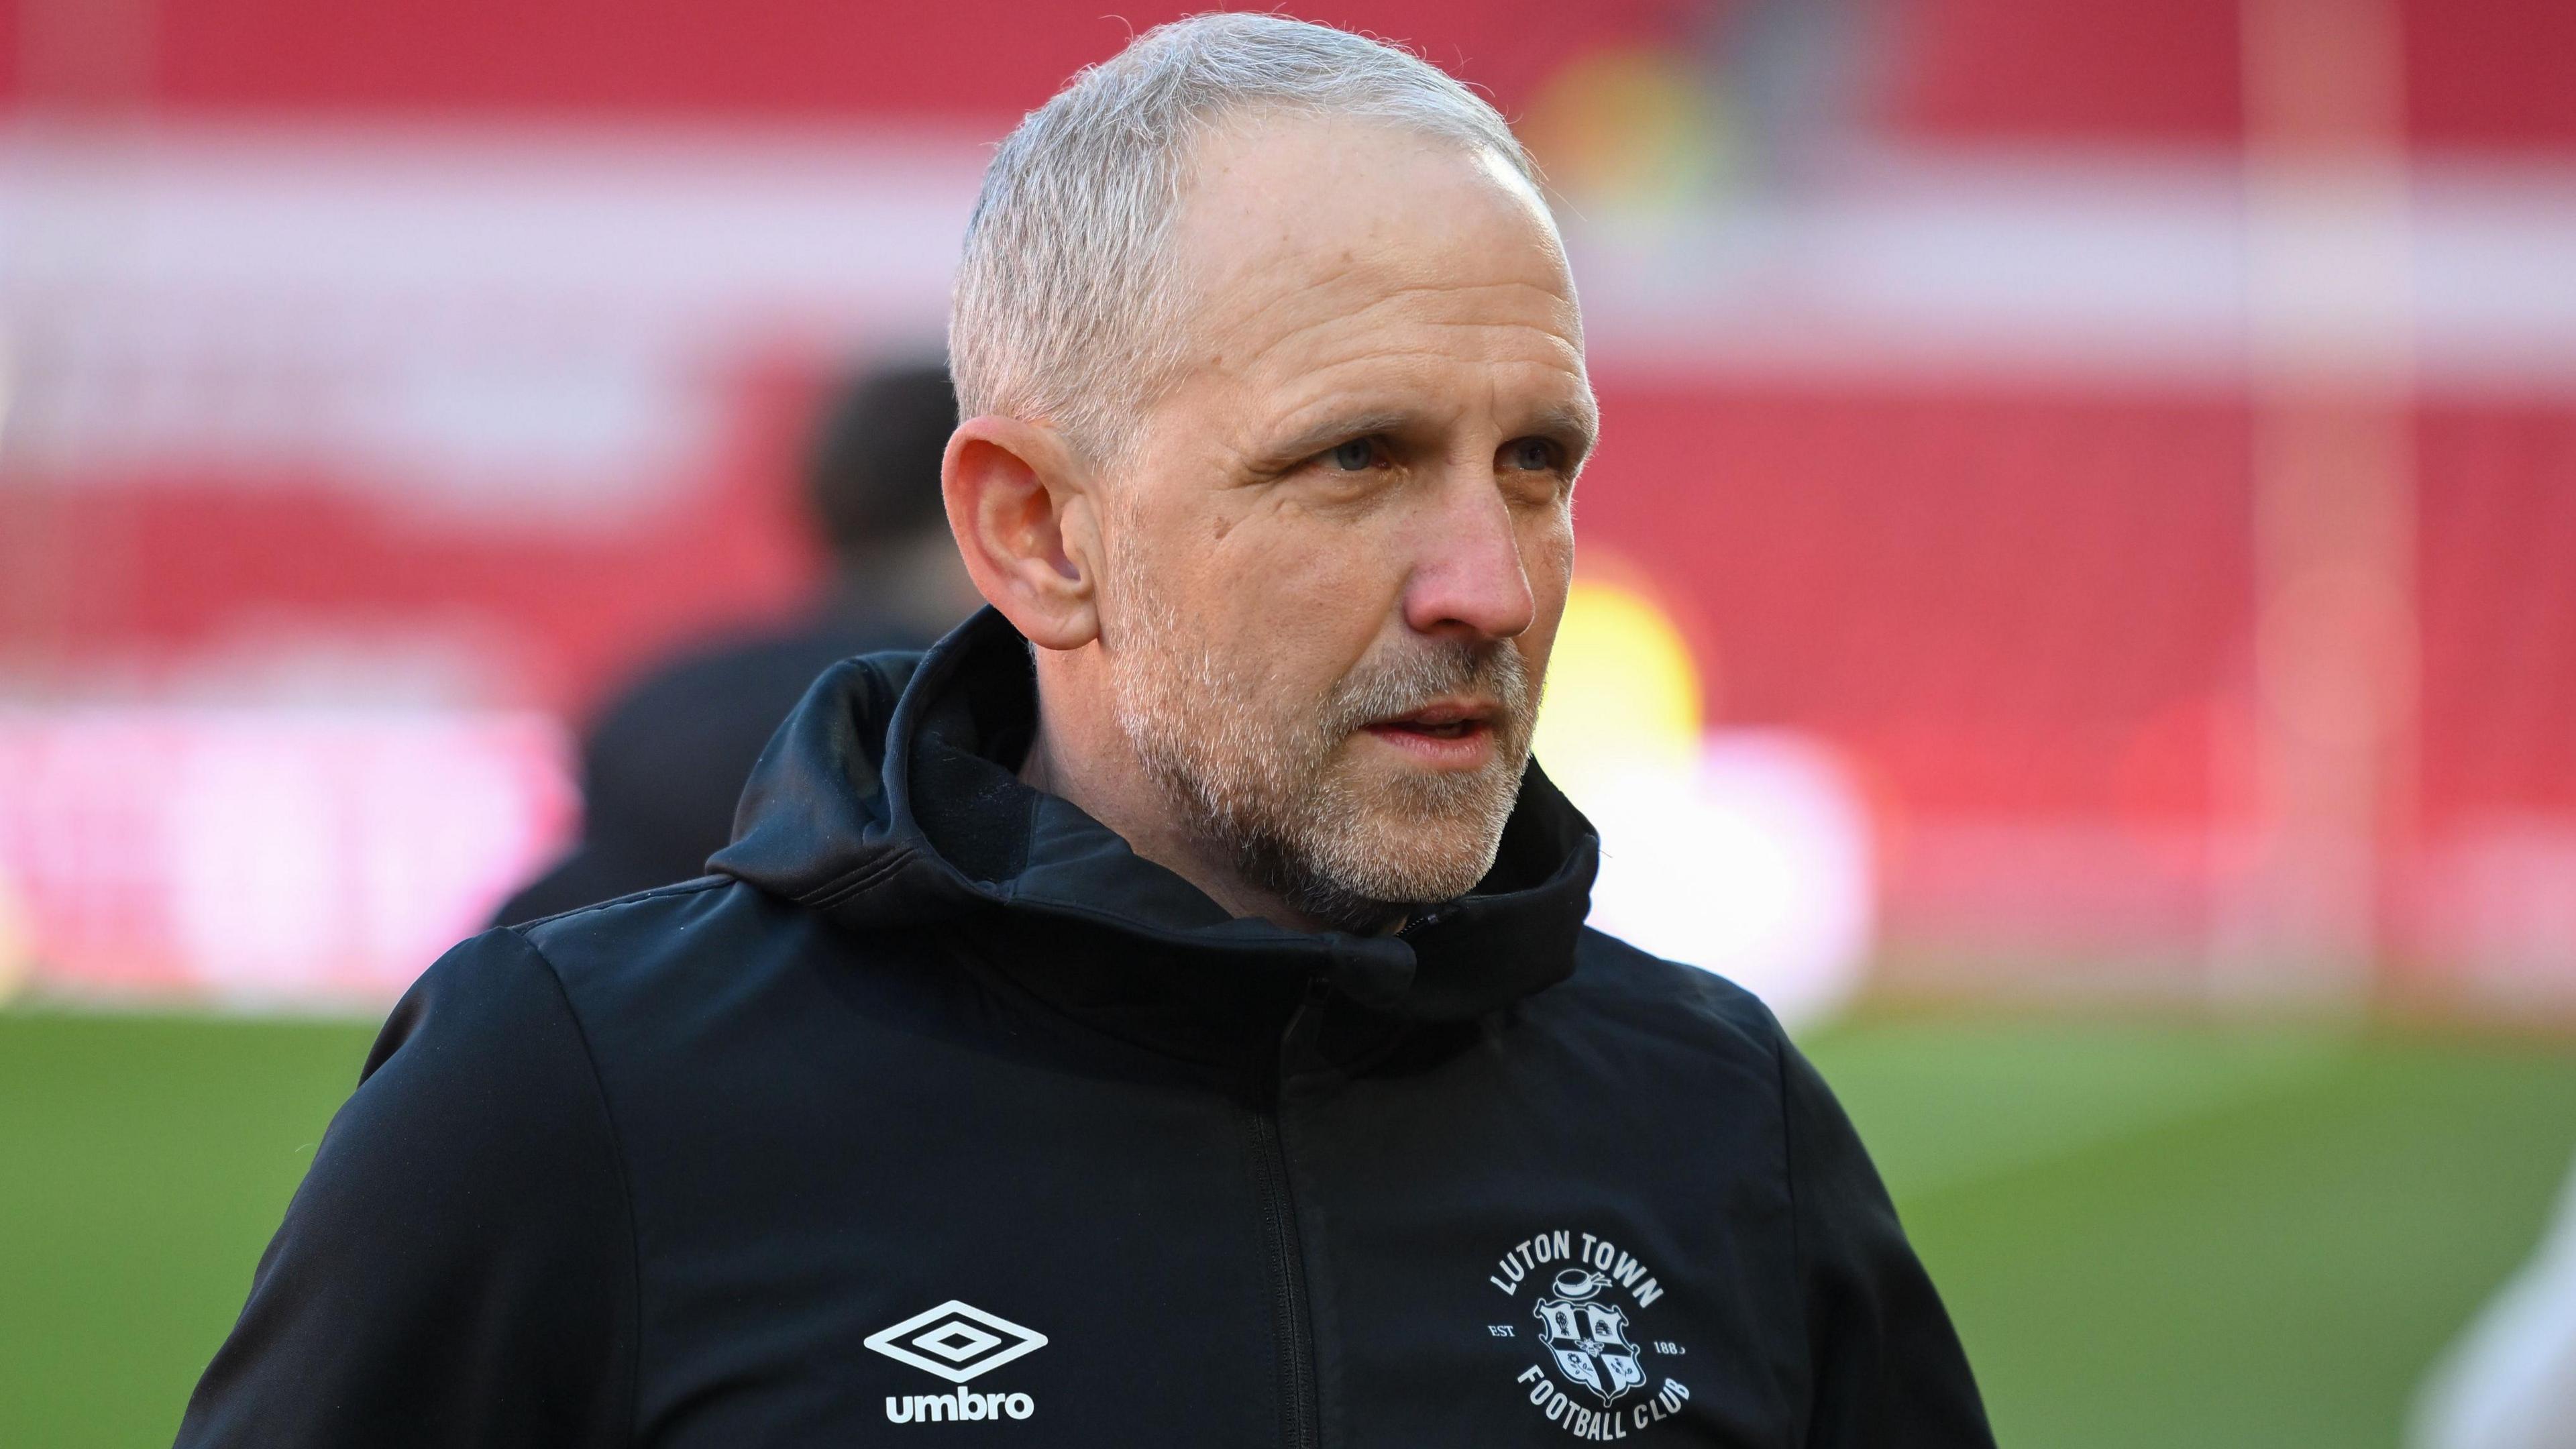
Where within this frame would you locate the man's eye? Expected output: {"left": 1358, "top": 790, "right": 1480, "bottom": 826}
{"left": 1326, "top": 437, "right": 1381, "bottom": 472}
{"left": 1503, "top": 437, "right": 1560, "bottom": 472}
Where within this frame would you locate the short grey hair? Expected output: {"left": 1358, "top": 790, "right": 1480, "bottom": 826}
{"left": 949, "top": 12, "right": 1540, "bottom": 462}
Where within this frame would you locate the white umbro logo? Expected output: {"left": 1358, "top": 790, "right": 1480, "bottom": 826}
{"left": 865, "top": 1300, "right": 1049, "bottom": 1384}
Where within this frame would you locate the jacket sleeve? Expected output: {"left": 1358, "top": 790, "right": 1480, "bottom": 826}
{"left": 1780, "top": 1028, "right": 1994, "bottom": 1448}
{"left": 174, "top": 928, "right": 636, "bottom": 1449}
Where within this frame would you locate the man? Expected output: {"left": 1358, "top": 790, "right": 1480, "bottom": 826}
{"left": 490, "top": 362, "right": 975, "bottom": 926}
{"left": 178, "top": 16, "right": 1990, "bottom": 1448}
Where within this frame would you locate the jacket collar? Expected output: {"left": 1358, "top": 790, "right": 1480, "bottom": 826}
{"left": 711, "top": 606, "right": 1598, "bottom": 1025}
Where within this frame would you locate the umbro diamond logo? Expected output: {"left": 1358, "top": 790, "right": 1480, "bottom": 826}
{"left": 865, "top": 1300, "right": 1049, "bottom": 1385}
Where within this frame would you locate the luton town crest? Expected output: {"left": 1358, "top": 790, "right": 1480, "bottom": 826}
{"left": 1532, "top": 1269, "right": 1647, "bottom": 1405}
{"left": 1489, "top": 1228, "right": 1695, "bottom": 1437}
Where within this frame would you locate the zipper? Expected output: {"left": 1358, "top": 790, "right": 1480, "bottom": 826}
{"left": 1248, "top": 979, "right": 1328, "bottom": 1449}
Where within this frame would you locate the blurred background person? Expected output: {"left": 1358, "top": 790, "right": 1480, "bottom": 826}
{"left": 490, "top": 362, "right": 976, "bottom": 926}
{"left": 2415, "top": 1152, "right": 2576, "bottom": 1449}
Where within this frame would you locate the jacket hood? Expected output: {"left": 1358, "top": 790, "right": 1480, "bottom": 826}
{"left": 710, "top": 606, "right": 1599, "bottom": 1022}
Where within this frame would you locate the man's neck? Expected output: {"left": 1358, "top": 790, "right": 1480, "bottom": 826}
{"left": 1014, "top": 699, "right": 1336, "bottom": 934}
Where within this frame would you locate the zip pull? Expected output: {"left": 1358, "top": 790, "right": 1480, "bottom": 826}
{"left": 1283, "top": 973, "right": 1329, "bottom": 1042}
{"left": 1273, "top": 972, "right": 1332, "bottom": 1086}
{"left": 1395, "top": 905, "right": 1450, "bottom": 940}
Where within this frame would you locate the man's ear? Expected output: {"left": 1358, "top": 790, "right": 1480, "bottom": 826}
{"left": 941, "top": 415, "right": 1102, "bottom": 651}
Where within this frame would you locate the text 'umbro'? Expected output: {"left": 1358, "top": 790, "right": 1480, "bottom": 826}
{"left": 884, "top": 1390, "right": 1035, "bottom": 1424}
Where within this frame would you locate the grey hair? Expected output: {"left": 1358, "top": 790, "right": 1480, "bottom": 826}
{"left": 949, "top": 12, "right": 1540, "bottom": 462}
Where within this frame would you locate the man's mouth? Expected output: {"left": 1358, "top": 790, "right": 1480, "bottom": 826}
{"left": 1360, "top": 699, "right": 1501, "bottom": 763}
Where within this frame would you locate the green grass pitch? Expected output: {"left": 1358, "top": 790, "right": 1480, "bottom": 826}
{"left": 3, "top": 1008, "right": 2571, "bottom": 1446}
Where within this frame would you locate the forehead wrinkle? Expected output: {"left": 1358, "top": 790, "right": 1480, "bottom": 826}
{"left": 1212, "top": 286, "right": 1583, "bottom": 394}
{"left": 1261, "top": 334, "right": 1591, "bottom": 426}
{"left": 1260, "top": 318, "right": 1590, "bottom": 393}
{"left": 1267, "top": 352, "right": 1591, "bottom": 421}
{"left": 1202, "top": 271, "right": 1576, "bottom": 360}
{"left": 1267, "top": 330, "right": 1587, "bottom": 394}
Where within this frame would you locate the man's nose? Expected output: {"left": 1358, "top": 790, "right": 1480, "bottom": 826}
{"left": 1400, "top": 475, "right": 1538, "bottom": 641}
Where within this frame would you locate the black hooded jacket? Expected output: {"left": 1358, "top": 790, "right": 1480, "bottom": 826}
{"left": 176, "top": 607, "right": 1991, "bottom": 1448}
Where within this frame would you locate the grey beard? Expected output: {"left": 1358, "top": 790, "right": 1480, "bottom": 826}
{"left": 1106, "top": 561, "right": 1535, "bottom": 934}
{"left": 1226, "top": 760, "right": 1513, "bottom": 934}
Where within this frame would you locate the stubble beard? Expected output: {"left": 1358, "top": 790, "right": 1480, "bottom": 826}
{"left": 1106, "top": 549, "right": 1538, "bottom": 934}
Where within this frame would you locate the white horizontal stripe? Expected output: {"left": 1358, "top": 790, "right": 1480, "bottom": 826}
{"left": 6, "top": 125, "right": 2573, "bottom": 504}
